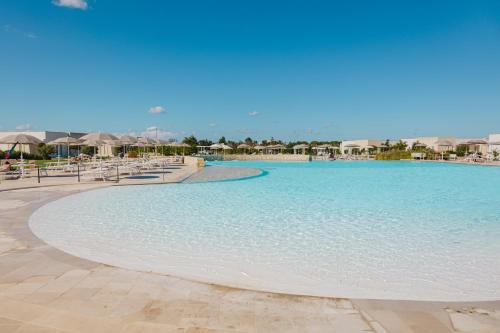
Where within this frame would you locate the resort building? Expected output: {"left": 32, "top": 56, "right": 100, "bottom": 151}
{"left": 489, "top": 134, "right": 500, "bottom": 154}
{"left": 340, "top": 139, "right": 382, "bottom": 155}
{"left": 0, "top": 131, "right": 86, "bottom": 156}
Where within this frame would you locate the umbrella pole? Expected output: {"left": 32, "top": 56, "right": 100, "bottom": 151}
{"left": 20, "top": 144, "right": 24, "bottom": 178}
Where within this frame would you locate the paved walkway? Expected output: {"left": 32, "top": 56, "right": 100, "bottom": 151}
{"left": 0, "top": 169, "right": 500, "bottom": 332}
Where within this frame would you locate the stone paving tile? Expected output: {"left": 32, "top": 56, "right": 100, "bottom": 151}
{"left": 0, "top": 317, "right": 24, "bottom": 333}
{"left": 0, "top": 299, "right": 50, "bottom": 323}
{"left": 448, "top": 309, "right": 500, "bottom": 333}
{"left": 13, "top": 323, "right": 73, "bottom": 333}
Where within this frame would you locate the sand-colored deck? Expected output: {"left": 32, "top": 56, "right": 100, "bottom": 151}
{"left": 1, "top": 166, "right": 500, "bottom": 332}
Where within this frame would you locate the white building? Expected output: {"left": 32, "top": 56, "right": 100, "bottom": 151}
{"left": 0, "top": 131, "right": 86, "bottom": 156}
{"left": 488, "top": 133, "right": 500, "bottom": 154}
{"left": 341, "top": 139, "right": 383, "bottom": 155}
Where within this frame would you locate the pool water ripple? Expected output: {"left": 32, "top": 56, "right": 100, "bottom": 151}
{"left": 29, "top": 161, "right": 500, "bottom": 301}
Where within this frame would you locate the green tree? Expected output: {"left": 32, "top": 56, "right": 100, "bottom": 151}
{"left": 82, "top": 146, "right": 94, "bottom": 156}
{"left": 218, "top": 136, "right": 226, "bottom": 144}
{"left": 392, "top": 140, "right": 408, "bottom": 151}
{"left": 37, "top": 143, "right": 55, "bottom": 160}
{"left": 198, "top": 139, "right": 213, "bottom": 146}
{"left": 183, "top": 135, "right": 198, "bottom": 147}
{"left": 244, "top": 137, "right": 254, "bottom": 145}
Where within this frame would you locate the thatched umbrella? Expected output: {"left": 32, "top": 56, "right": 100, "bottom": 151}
{"left": 0, "top": 134, "right": 42, "bottom": 176}
{"left": 48, "top": 136, "right": 83, "bottom": 164}
{"left": 434, "top": 140, "right": 454, "bottom": 159}
{"left": 118, "top": 135, "right": 138, "bottom": 156}
{"left": 79, "top": 132, "right": 119, "bottom": 141}
{"left": 120, "top": 135, "right": 138, "bottom": 144}
{"left": 0, "top": 133, "right": 42, "bottom": 158}
{"left": 178, "top": 143, "right": 191, "bottom": 156}
{"left": 80, "top": 139, "right": 106, "bottom": 157}
{"left": 155, "top": 139, "right": 169, "bottom": 156}
{"left": 133, "top": 137, "right": 155, "bottom": 157}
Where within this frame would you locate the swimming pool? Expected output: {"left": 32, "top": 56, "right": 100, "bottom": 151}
{"left": 29, "top": 161, "right": 500, "bottom": 301}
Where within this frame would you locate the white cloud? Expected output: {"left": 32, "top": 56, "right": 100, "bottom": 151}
{"left": 148, "top": 106, "right": 166, "bottom": 114}
{"left": 15, "top": 124, "right": 32, "bottom": 130}
{"left": 208, "top": 123, "right": 217, "bottom": 127}
{"left": 52, "top": 0, "right": 88, "bottom": 10}
{"left": 248, "top": 111, "right": 259, "bottom": 117}
{"left": 3, "top": 25, "right": 38, "bottom": 39}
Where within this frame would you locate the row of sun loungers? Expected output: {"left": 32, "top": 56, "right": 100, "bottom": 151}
{"left": 1, "top": 156, "right": 185, "bottom": 182}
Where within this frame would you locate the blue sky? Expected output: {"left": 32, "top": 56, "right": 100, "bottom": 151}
{"left": 1, "top": 0, "right": 499, "bottom": 141}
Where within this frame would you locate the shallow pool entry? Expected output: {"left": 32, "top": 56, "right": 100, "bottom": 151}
{"left": 30, "top": 161, "right": 500, "bottom": 301}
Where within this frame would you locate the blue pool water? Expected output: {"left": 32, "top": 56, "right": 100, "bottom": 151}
{"left": 29, "top": 161, "right": 500, "bottom": 301}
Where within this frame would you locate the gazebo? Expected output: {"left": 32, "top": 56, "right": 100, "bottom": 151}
{"left": 253, "top": 145, "right": 265, "bottom": 154}
{"left": 343, "top": 143, "right": 360, "bottom": 155}
{"left": 413, "top": 142, "right": 427, "bottom": 149}
{"left": 293, "top": 144, "right": 309, "bottom": 155}
{"left": 311, "top": 144, "right": 333, "bottom": 156}
{"left": 364, "top": 145, "right": 377, "bottom": 156}
{"left": 463, "top": 139, "right": 488, "bottom": 154}
{"left": 209, "top": 143, "right": 223, "bottom": 154}
{"left": 265, "top": 144, "right": 284, "bottom": 155}
{"left": 237, "top": 143, "right": 251, "bottom": 154}
{"left": 196, "top": 145, "right": 211, "bottom": 155}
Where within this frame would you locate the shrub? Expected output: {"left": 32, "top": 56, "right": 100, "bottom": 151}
{"left": 375, "top": 150, "right": 411, "bottom": 160}
{"left": 128, "top": 150, "right": 138, "bottom": 158}
{"left": 81, "top": 146, "right": 94, "bottom": 156}
{"left": 37, "top": 143, "right": 55, "bottom": 160}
